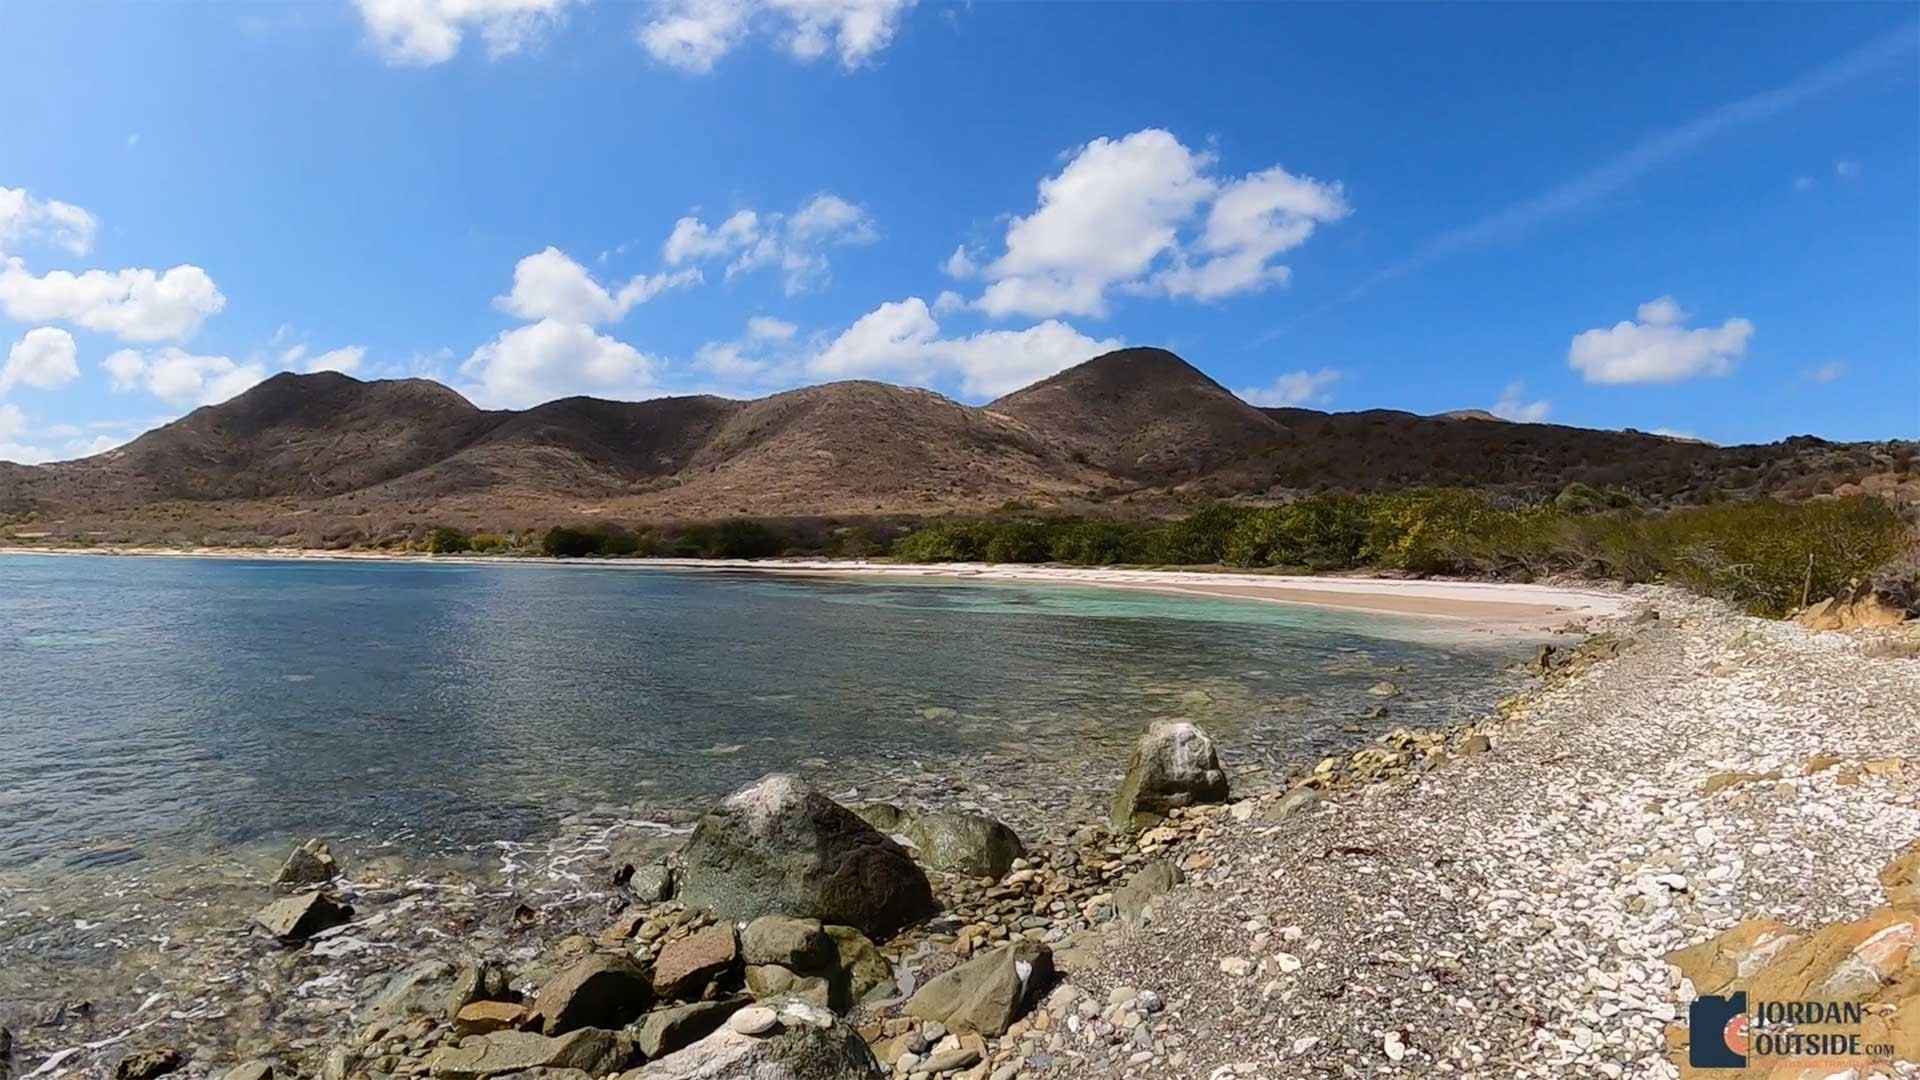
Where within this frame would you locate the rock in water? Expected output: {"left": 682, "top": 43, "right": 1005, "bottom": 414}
{"left": 675, "top": 774, "right": 936, "bottom": 940}
{"left": 1113, "top": 860, "right": 1184, "bottom": 928}
{"left": 272, "top": 838, "right": 339, "bottom": 889}
{"left": 253, "top": 892, "right": 353, "bottom": 942}
{"left": 114, "top": 1048, "right": 182, "bottom": 1080}
{"left": 1110, "top": 721, "right": 1229, "bottom": 831}
{"left": 901, "top": 812, "right": 1025, "bottom": 880}
{"left": 355, "top": 959, "right": 458, "bottom": 1024}
{"left": 426, "top": 1029, "right": 626, "bottom": 1080}
{"left": 532, "top": 953, "right": 653, "bottom": 1035}
{"left": 904, "top": 942, "right": 1054, "bottom": 1037}
{"left": 627, "top": 998, "right": 881, "bottom": 1080}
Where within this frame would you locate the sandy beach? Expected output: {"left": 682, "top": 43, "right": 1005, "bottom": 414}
{"left": 0, "top": 547, "right": 1629, "bottom": 630}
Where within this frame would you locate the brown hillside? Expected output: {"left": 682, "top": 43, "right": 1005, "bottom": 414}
{"left": 987, "top": 347, "right": 1281, "bottom": 481}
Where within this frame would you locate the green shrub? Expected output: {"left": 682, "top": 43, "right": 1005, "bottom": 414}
{"left": 984, "top": 522, "right": 1052, "bottom": 563}
{"left": 468, "top": 533, "right": 511, "bottom": 554}
{"left": 1150, "top": 504, "right": 1255, "bottom": 565}
{"left": 425, "top": 526, "right": 471, "bottom": 554}
{"left": 674, "top": 519, "right": 784, "bottom": 559}
{"left": 1647, "top": 496, "right": 1908, "bottom": 616}
{"left": 1361, "top": 490, "right": 1495, "bottom": 574}
{"left": 542, "top": 523, "right": 646, "bottom": 558}
{"left": 1048, "top": 522, "right": 1140, "bottom": 565}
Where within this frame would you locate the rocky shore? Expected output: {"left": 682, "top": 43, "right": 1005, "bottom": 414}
{"left": 5, "top": 585, "right": 1917, "bottom": 1079}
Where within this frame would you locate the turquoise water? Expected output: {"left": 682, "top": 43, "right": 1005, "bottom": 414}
{"left": 0, "top": 555, "right": 1531, "bottom": 880}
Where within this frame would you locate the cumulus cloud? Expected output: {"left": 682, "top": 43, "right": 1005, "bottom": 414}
{"left": 459, "top": 318, "right": 658, "bottom": 407}
{"left": 497, "top": 246, "right": 700, "bottom": 324}
{"left": 101, "top": 347, "right": 268, "bottom": 407}
{"left": 1, "top": 327, "right": 80, "bottom": 393}
{"left": 1803, "top": 361, "right": 1848, "bottom": 384}
{"left": 1567, "top": 296, "right": 1753, "bottom": 385}
{"left": 0, "top": 187, "right": 96, "bottom": 256}
{"left": 663, "top": 194, "right": 876, "bottom": 294}
{"left": 1492, "top": 381, "right": 1551, "bottom": 422}
{"left": 303, "top": 346, "right": 368, "bottom": 374}
{"left": 807, "top": 296, "right": 1121, "bottom": 398}
{"left": 1237, "top": 368, "right": 1341, "bottom": 408}
{"left": 0, "top": 402, "right": 46, "bottom": 463}
{"left": 354, "top": 0, "right": 581, "bottom": 66}
{"left": 0, "top": 258, "right": 226, "bottom": 343}
{"left": 639, "top": 0, "right": 913, "bottom": 72}
{"left": 973, "top": 129, "right": 1346, "bottom": 319}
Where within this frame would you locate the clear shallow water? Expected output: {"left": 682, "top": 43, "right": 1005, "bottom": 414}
{"left": 0, "top": 554, "right": 1534, "bottom": 916}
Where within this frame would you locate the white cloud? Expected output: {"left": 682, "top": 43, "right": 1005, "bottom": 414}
{"left": 304, "top": 346, "right": 368, "bottom": 374}
{"left": 1803, "top": 361, "right": 1848, "bottom": 384}
{"left": 1491, "top": 381, "right": 1551, "bottom": 422}
{"left": 1, "top": 327, "right": 80, "bottom": 393}
{"left": 1792, "top": 176, "right": 1815, "bottom": 191}
{"left": 354, "top": 0, "right": 580, "bottom": 66}
{"left": 746, "top": 315, "right": 796, "bottom": 341}
{"left": 0, "top": 403, "right": 135, "bottom": 464}
{"left": 1568, "top": 297, "right": 1753, "bottom": 385}
{"left": 1237, "top": 368, "right": 1342, "bottom": 408}
{"left": 639, "top": 0, "right": 912, "bottom": 72}
{"left": 941, "top": 245, "right": 976, "bottom": 279}
{"left": 0, "top": 187, "right": 96, "bottom": 256}
{"left": 807, "top": 295, "right": 1121, "bottom": 398}
{"left": 497, "top": 246, "right": 700, "bottom": 324}
{"left": 0, "top": 402, "right": 49, "bottom": 464}
{"left": 663, "top": 195, "right": 875, "bottom": 294}
{"left": 459, "top": 318, "right": 658, "bottom": 407}
{"left": 931, "top": 289, "right": 966, "bottom": 316}
{"left": 101, "top": 347, "right": 268, "bottom": 406}
{"left": 0, "top": 258, "right": 225, "bottom": 343}
{"left": 973, "top": 129, "right": 1345, "bottom": 319}
{"left": 1835, "top": 159, "right": 1860, "bottom": 179}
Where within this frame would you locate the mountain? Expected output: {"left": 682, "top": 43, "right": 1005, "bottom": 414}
{"left": 1, "top": 347, "right": 1911, "bottom": 546}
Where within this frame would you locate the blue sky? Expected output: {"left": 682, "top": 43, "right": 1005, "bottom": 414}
{"left": 0, "top": 1, "right": 1914, "bottom": 463}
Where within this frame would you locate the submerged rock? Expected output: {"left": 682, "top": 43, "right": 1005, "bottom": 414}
{"left": 674, "top": 774, "right": 936, "bottom": 940}
{"left": 904, "top": 941, "right": 1054, "bottom": 1037}
{"left": 356, "top": 959, "right": 458, "bottom": 1025}
{"left": 1110, "top": 721, "right": 1229, "bottom": 831}
{"left": 272, "top": 838, "right": 339, "bottom": 890}
{"left": 253, "top": 891, "right": 352, "bottom": 942}
{"left": 532, "top": 954, "right": 653, "bottom": 1035}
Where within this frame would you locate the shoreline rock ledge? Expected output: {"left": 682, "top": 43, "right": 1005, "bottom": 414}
{"left": 674, "top": 773, "right": 938, "bottom": 940}
{"left": 1110, "top": 719, "right": 1230, "bottom": 831}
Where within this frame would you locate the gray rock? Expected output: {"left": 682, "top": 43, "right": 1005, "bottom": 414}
{"left": 900, "top": 813, "right": 1025, "bottom": 880}
{"left": 630, "top": 998, "right": 749, "bottom": 1059}
{"left": 627, "top": 863, "right": 673, "bottom": 904}
{"left": 356, "top": 959, "right": 458, "bottom": 1025}
{"left": 446, "top": 959, "right": 516, "bottom": 1019}
{"left": 622, "top": 999, "right": 881, "bottom": 1079}
{"left": 427, "top": 1029, "right": 627, "bottom": 1080}
{"left": 272, "top": 838, "right": 339, "bottom": 890}
{"left": 1368, "top": 681, "right": 1403, "bottom": 697}
{"left": 919, "top": 1047, "right": 980, "bottom": 1073}
{"left": 1258, "top": 785, "right": 1320, "bottom": 824}
{"left": 222, "top": 1064, "right": 273, "bottom": 1080}
{"left": 741, "top": 916, "right": 835, "bottom": 970}
{"left": 253, "top": 891, "right": 352, "bottom": 942}
{"left": 1113, "top": 860, "right": 1184, "bottom": 928}
{"left": 532, "top": 954, "right": 653, "bottom": 1036}
{"left": 850, "top": 803, "right": 906, "bottom": 833}
{"left": 904, "top": 942, "right": 1054, "bottom": 1037}
{"left": 823, "top": 926, "right": 894, "bottom": 1008}
{"left": 675, "top": 774, "right": 936, "bottom": 940}
{"left": 1110, "top": 721, "right": 1229, "bottom": 831}
{"left": 650, "top": 924, "right": 738, "bottom": 1001}
{"left": 1458, "top": 733, "right": 1492, "bottom": 756}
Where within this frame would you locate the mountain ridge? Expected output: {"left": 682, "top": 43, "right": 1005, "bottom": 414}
{"left": 2, "top": 346, "right": 1912, "bottom": 546}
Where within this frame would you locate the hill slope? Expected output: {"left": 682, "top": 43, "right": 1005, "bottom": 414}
{"left": 0, "top": 346, "right": 1910, "bottom": 545}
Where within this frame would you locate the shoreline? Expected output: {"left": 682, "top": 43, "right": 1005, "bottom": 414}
{"left": 2, "top": 584, "right": 1915, "bottom": 1078}
{"left": 0, "top": 546, "right": 1628, "bottom": 630}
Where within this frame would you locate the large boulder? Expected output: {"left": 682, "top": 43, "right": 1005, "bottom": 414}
{"left": 900, "top": 813, "right": 1025, "bottom": 880}
{"left": 675, "top": 775, "right": 936, "bottom": 940}
{"left": 532, "top": 954, "right": 653, "bottom": 1035}
{"left": 1110, "top": 721, "right": 1229, "bottom": 831}
{"left": 253, "top": 891, "right": 352, "bottom": 942}
{"left": 903, "top": 941, "right": 1053, "bottom": 1037}
{"left": 427, "top": 1029, "right": 627, "bottom": 1080}
{"left": 621, "top": 997, "right": 881, "bottom": 1080}
{"left": 272, "top": 838, "right": 339, "bottom": 890}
